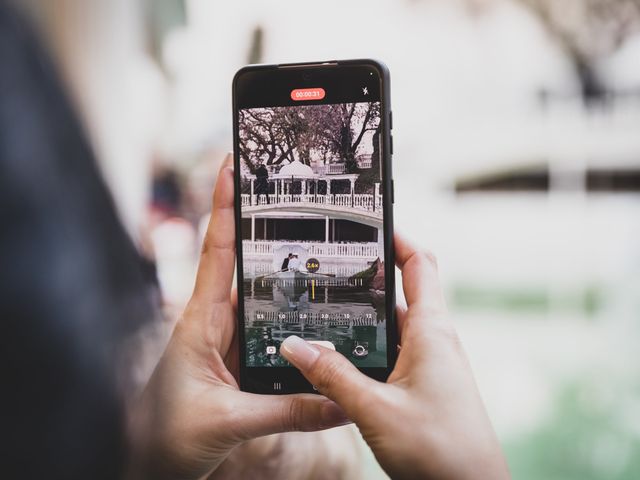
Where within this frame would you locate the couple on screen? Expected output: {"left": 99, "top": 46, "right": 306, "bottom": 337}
{"left": 281, "top": 253, "right": 301, "bottom": 271}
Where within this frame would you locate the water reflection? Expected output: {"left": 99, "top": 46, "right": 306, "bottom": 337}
{"left": 244, "top": 278, "right": 387, "bottom": 368}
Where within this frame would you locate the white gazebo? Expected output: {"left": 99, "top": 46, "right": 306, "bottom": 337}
{"left": 272, "top": 159, "right": 318, "bottom": 197}
{"left": 247, "top": 159, "right": 360, "bottom": 202}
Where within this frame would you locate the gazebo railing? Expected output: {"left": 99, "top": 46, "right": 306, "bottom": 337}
{"left": 241, "top": 193, "right": 384, "bottom": 212}
{"left": 312, "top": 163, "right": 347, "bottom": 175}
{"left": 242, "top": 240, "right": 380, "bottom": 259}
{"left": 356, "top": 154, "right": 373, "bottom": 169}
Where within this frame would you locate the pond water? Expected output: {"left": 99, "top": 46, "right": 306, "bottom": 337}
{"left": 243, "top": 278, "right": 387, "bottom": 367}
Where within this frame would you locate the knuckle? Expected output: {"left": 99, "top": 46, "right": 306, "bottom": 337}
{"left": 200, "top": 237, "right": 210, "bottom": 256}
{"left": 419, "top": 305, "right": 449, "bottom": 327}
{"left": 200, "top": 232, "right": 235, "bottom": 257}
{"left": 436, "top": 322, "right": 461, "bottom": 345}
{"left": 352, "top": 381, "right": 385, "bottom": 412}
{"left": 412, "top": 304, "right": 447, "bottom": 325}
{"left": 421, "top": 249, "right": 438, "bottom": 269}
{"left": 172, "top": 314, "right": 193, "bottom": 340}
{"left": 215, "top": 397, "right": 237, "bottom": 418}
{"left": 181, "top": 300, "right": 208, "bottom": 327}
{"left": 284, "top": 396, "right": 305, "bottom": 431}
{"left": 199, "top": 230, "right": 216, "bottom": 257}
{"left": 315, "top": 355, "right": 348, "bottom": 392}
{"left": 405, "top": 249, "right": 439, "bottom": 271}
{"left": 427, "top": 320, "right": 462, "bottom": 349}
{"left": 408, "top": 308, "right": 460, "bottom": 346}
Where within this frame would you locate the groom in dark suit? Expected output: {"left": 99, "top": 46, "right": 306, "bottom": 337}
{"left": 281, "top": 253, "right": 293, "bottom": 271}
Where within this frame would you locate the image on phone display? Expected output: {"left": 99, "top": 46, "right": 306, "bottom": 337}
{"left": 238, "top": 101, "right": 387, "bottom": 369}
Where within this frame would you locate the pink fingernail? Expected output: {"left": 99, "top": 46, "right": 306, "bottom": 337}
{"left": 281, "top": 335, "right": 320, "bottom": 370}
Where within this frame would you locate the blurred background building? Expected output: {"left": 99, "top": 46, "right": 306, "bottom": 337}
{"left": 17, "top": 0, "right": 640, "bottom": 478}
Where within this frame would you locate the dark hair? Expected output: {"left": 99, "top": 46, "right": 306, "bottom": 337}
{"left": 0, "top": 5, "right": 156, "bottom": 479}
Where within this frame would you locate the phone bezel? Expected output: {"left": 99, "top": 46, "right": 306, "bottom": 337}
{"left": 232, "top": 59, "right": 396, "bottom": 394}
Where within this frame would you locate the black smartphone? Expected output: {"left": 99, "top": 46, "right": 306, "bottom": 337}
{"left": 232, "top": 59, "right": 396, "bottom": 394}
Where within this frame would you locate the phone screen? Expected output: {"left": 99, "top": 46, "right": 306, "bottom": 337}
{"left": 234, "top": 62, "right": 395, "bottom": 393}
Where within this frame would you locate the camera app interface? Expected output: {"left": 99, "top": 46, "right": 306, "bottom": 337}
{"left": 239, "top": 100, "right": 387, "bottom": 368}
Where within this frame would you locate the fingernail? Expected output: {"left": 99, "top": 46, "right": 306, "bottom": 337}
{"left": 281, "top": 335, "right": 320, "bottom": 370}
{"left": 321, "top": 400, "right": 352, "bottom": 428}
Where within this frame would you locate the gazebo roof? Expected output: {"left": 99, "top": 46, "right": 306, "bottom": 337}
{"left": 277, "top": 159, "right": 314, "bottom": 177}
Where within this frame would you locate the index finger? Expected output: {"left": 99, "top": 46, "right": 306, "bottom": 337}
{"left": 192, "top": 153, "right": 236, "bottom": 303}
{"left": 394, "top": 233, "right": 446, "bottom": 313}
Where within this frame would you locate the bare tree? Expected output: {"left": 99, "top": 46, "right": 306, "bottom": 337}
{"left": 238, "top": 109, "right": 279, "bottom": 172}
{"left": 414, "top": 0, "right": 640, "bottom": 101}
{"left": 238, "top": 103, "right": 381, "bottom": 173}
{"left": 238, "top": 108, "right": 307, "bottom": 171}
{"left": 271, "top": 108, "right": 312, "bottom": 165}
{"left": 316, "top": 103, "right": 381, "bottom": 173}
{"left": 512, "top": 0, "right": 640, "bottom": 101}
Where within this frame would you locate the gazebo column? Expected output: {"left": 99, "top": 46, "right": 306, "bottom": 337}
{"left": 350, "top": 178, "right": 355, "bottom": 207}
{"left": 327, "top": 179, "right": 332, "bottom": 195}
{"left": 274, "top": 178, "right": 279, "bottom": 202}
{"left": 251, "top": 214, "right": 255, "bottom": 242}
{"left": 250, "top": 178, "right": 255, "bottom": 206}
{"left": 325, "top": 216, "right": 329, "bottom": 244}
{"left": 374, "top": 182, "right": 380, "bottom": 211}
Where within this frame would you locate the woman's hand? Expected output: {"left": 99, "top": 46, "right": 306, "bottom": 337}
{"left": 280, "top": 235, "right": 511, "bottom": 480}
{"left": 129, "top": 154, "right": 350, "bottom": 480}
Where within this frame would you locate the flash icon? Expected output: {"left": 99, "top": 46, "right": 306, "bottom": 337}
{"left": 362, "top": 87, "right": 369, "bottom": 95}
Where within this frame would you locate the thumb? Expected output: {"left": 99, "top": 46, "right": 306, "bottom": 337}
{"left": 232, "top": 392, "right": 351, "bottom": 440}
{"left": 280, "top": 336, "right": 384, "bottom": 423}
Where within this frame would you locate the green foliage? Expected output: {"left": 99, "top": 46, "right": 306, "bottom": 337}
{"left": 451, "top": 284, "right": 603, "bottom": 315}
{"left": 506, "top": 381, "right": 640, "bottom": 480}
